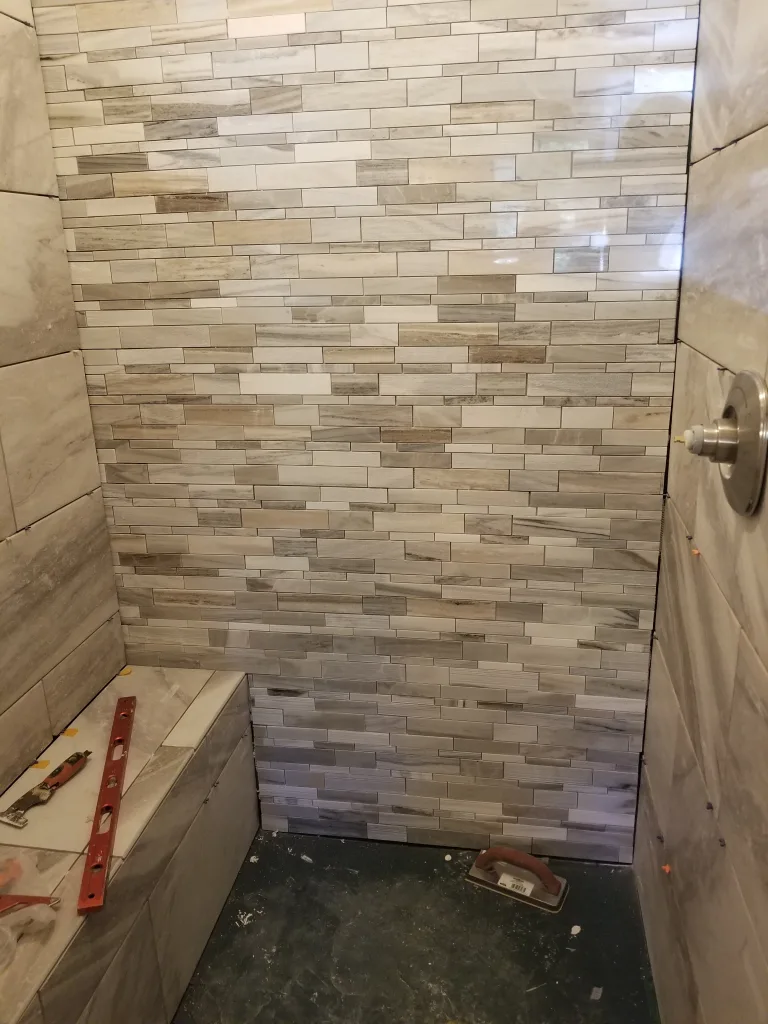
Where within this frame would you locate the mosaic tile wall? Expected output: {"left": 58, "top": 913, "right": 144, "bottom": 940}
{"left": 36, "top": 0, "right": 697, "bottom": 861}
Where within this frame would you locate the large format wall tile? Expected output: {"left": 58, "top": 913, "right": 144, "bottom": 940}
{"left": 0, "top": 0, "right": 31, "bottom": 23}
{"left": 0, "top": 13, "right": 56, "bottom": 195}
{"left": 37, "top": 0, "right": 695, "bottom": 862}
{"left": 150, "top": 732, "right": 258, "bottom": 1018}
{"left": 655, "top": 501, "right": 739, "bottom": 811}
{"left": 0, "top": 490, "right": 118, "bottom": 717}
{"left": 0, "top": 682, "right": 52, "bottom": 792}
{"left": 719, "top": 633, "right": 768, "bottom": 963}
{"left": 42, "top": 612, "right": 125, "bottom": 734}
{"left": 641, "top": 645, "right": 677, "bottom": 838}
{"left": 16, "top": 998, "right": 44, "bottom": 1024}
{"left": 0, "top": 351, "right": 100, "bottom": 528}
{"left": 645, "top": 339, "right": 768, "bottom": 1023}
{"left": 74, "top": 906, "right": 166, "bottom": 1024}
{"left": 639, "top": 0, "right": 768, "bottom": 1001}
{"left": 0, "top": 458, "right": 13, "bottom": 542}
{"left": 690, "top": 0, "right": 768, "bottom": 161}
{"left": 0, "top": 193, "right": 79, "bottom": 367}
{"left": 678, "top": 125, "right": 768, "bottom": 375}
{"left": 635, "top": 782, "right": 704, "bottom": 1024}
{"left": 664, "top": 716, "right": 768, "bottom": 1024}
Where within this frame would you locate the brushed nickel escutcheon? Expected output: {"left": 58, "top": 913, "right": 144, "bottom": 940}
{"left": 676, "top": 371, "right": 768, "bottom": 516}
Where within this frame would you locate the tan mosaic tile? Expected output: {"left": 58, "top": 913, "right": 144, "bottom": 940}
{"left": 37, "top": 0, "right": 696, "bottom": 862}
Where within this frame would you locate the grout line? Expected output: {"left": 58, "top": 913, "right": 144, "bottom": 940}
{"left": 0, "top": 185, "right": 60, "bottom": 200}
{"left": 689, "top": 121, "right": 768, "bottom": 167}
{"left": 0, "top": 7, "right": 34, "bottom": 29}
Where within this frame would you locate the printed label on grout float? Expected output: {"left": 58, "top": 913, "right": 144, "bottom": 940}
{"left": 497, "top": 873, "right": 535, "bottom": 897}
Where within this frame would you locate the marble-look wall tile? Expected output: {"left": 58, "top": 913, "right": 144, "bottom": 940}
{"left": 635, "top": 784, "right": 704, "bottom": 1024}
{"left": 0, "top": 193, "right": 79, "bottom": 368}
{"left": 641, "top": 645, "right": 677, "bottom": 839}
{"left": 0, "top": 665, "right": 248, "bottom": 1024}
{"left": 0, "top": 351, "right": 100, "bottom": 528}
{"left": 0, "top": 683, "right": 52, "bottom": 792}
{"left": 0, "top": 491, "right": 117, "bottom": 716}
{"left": 0, "top": 0, "right": 32, "bottom": 24}
{"left": 719, "top": 633, "right": 768, "bottom": 963}
{"left": 164, "top": 671, "right": 247, "bottom": 751}
{"left": 645, "top": 338, "right": 768, "bottom": 1022}
{"left": 640, "top": 0, "right": 768, "bottom": 1006}
{"left": 0, "top": 844, "right": 81, "bottom": 1024}
{"left": 0, "top": 14, "right": 56, "bottom": 195}
{"left": 0, "top": 457, "right": 13, "bottom": 543}
{"left": 74, "top": 906, "right": 166, "bottom": 1024}
{"left": 691, "top": 0, "right": 768, "bottom": 161}
{"left": 16, "top": 998, "right": 44, "bottom": 1024}
{"left": 663, "top": 715, "right": 768, "bottom": 1024}
{"left": 114, "top": 745, "right": 193, "bottom": 860}
{"left": 655, "top": 501, "right": 739, "bottom": 812}
{"left": 678, "top": 125, "right": 768, "bottom": 376}
{"left": 150, "top": 732, "right": 258, "bottom": 1019}
{"left": 1, "top": 665, "right": 211, "bottom": 857}
{"left": 38, "top": 748, "right": 207, "bottom": 1023}
{"left": 42, "top": 612, "right": 125, "bottom": 735}
{"left": 38, "top": 0, "right": 694, "bottom": 864}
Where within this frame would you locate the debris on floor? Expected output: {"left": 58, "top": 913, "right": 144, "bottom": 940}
{"left": 173, "top": 832, "right": 659, "bottom": 1024}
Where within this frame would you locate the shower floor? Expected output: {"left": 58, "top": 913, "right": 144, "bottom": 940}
{"left": 173, "top": 832, "right": 659, "bottom": 1024}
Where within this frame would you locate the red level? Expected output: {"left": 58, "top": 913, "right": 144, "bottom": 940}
{"left": 78, "top": 696, "right": 136, "bottom": 913}
{"left": 0, "top": 894, "right": 60, "bottom": 918}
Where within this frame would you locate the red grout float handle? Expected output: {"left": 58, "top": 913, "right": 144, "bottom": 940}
{"left": 475, "top": 846, "right": 562, "bottom": 896}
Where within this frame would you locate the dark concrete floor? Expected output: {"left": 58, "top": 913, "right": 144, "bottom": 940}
{"left": 174, "top": 832, "right": 659, "bottom": 1024}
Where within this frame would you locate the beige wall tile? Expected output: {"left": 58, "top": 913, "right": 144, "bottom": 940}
{"left": 76, "top": 0, "right": 177, "bottom": 31}
{"left": 0, "top": 491, "right": 117, "bottom": 716}
{"left": 690, "top": 0, "right": 766, "bottom": 160}
{"left": 449, "top": 248, "right": 553, "bottom": 275}
{"left": 226, "top": 13, "right": 304, "bottom": 37}
{"left": 0, "top": 0, "right": 32, "bottom": 21}
{"left": 0, "top": 458, "right": 13, "bottom": 543}
{"left": 0, "top": 683, "right": 52, "bottom": 793}
{"left": 35, "top": 0, "right": 693, "bottom": 868}
{"left": 213, "top": 44, "right": 315, "bottom": 78}
{"left": 463, "top": 70, "right": 576, "bottom": 103}
{"left": 371, "top": 35, "right": 477, "bottom": 69}
{"left": 240, "top": 372, "right": 331, "bottom": 395}
{"left": 678, "top": 125, "right": 768, "bottom": 375}
{"left": 0, "top": 352, "right": 100, "bottom": 528}
{"left": 537, "top": 24, "right": 654, "bottom": 58}
{"left": 303, "top": 80, "right": 407, "bottom": 111}
{"left": 0, "top": 193, "right": 78, "bottom": 367}
{"left": 0, "top": 16, "right": 56, "bottom": 195}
